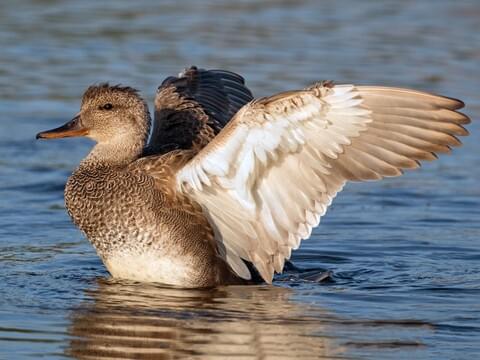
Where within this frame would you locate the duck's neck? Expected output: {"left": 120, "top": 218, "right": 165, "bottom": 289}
{"left": 81, "top": 135, "right": 146, "bottom": 169}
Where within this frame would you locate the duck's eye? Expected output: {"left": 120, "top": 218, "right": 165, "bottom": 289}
{"left": 101, "top": 103, "right": 113, "bottom": 110}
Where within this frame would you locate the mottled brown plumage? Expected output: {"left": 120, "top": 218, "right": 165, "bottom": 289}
{"left": 37, "top": 66, "right": 469, "bottom": 288}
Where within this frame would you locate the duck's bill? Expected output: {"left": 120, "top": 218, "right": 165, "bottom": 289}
{"left": 36, "top": 116, "right": 88, "bottom": 139}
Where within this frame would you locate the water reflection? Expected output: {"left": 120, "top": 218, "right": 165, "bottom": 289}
{"left": 68, "top": 280, "right": 341, "bottom": 359}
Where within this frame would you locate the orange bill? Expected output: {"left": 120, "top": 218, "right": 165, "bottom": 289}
{"left": 36, "top": 116, "right": 88, "bottom": 139}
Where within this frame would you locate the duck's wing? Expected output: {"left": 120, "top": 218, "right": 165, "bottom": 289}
{"left": 144, "top": 66, "right": 254, "bottom": 155}
{"left": 174, "top": 82, "right": 470, "bottom": 282}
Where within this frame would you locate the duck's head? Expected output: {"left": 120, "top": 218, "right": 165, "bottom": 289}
{"left": 37, "top": 84, "right": 151, "bottom": 163}
{"left": 37, "top": 84, "right": 150, "bottom": 163}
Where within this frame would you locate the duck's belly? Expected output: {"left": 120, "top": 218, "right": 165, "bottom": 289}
{"left": 104, "top": 251, "right": 209, "bottom": 288}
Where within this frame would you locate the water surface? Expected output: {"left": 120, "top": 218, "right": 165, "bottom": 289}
{"left": 1, "top": 1, "right": 479, "bottom": 359}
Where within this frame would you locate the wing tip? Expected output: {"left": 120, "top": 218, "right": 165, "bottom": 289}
{"left": 443, "top": 95, "right": 465, "bottom": 110}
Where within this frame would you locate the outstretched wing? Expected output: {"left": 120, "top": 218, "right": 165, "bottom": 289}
{"left": 144, "top": 66, "right": 254, "bottom": 155}
{"left": 175, "top": 82, "right": 470, "bottom": 282}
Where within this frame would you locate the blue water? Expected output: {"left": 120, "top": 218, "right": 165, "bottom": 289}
{"left": 1, "top": 1, "right": 479, "bottom": 359}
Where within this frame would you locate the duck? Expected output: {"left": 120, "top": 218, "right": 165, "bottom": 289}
{"left": 36, "top": 66, "right": 470, "bottom": 288}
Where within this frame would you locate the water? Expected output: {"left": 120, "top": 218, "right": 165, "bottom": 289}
{"left": 0, "top": 0, "right": 479, "bottom": 359}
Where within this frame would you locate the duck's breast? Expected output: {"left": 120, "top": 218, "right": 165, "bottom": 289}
{"left": 104, "top": 249, "right": 204, "bottom": 287}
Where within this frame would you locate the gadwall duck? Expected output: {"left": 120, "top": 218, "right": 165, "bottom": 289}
{"left": 37, "top": 66, "right": 470, "bottom": 288}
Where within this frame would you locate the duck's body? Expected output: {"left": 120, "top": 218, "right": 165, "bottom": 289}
{"left": 37, "top": 67, "right": 470, "bottom": 288}
{"left": 65, "top": 151, "right": 247, "bottom": 287}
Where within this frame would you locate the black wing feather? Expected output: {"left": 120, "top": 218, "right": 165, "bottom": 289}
{"left": 145, "top": 66, "right": 253, "bottom": 155}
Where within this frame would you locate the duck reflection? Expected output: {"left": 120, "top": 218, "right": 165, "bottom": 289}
{"left": 67, "top": 279, "right": 342, "bottom": 359}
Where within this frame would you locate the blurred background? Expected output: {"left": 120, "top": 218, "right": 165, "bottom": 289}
{"left": 0, "top": 1, "right": 479, "bottom": 359}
